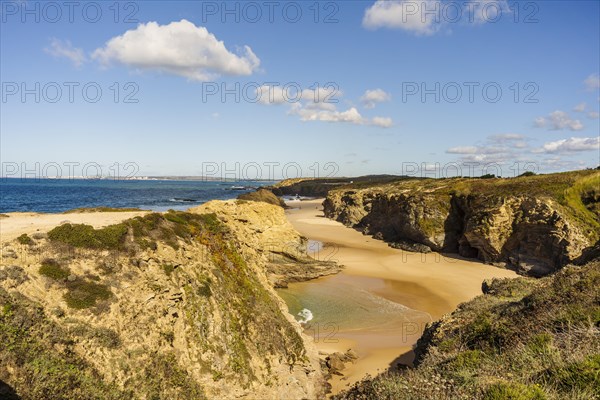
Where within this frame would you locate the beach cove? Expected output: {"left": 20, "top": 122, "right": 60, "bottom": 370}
{"left": 280, "top": 199, "right": 518, "bottom": 394}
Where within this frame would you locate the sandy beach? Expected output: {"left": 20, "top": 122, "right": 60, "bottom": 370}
{"left": 284, "top": 199, "right": 518, "bottom": 394}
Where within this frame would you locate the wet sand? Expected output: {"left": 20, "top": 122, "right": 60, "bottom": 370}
{"left": 284, "top": 199, "right": 517, "bottom": 394}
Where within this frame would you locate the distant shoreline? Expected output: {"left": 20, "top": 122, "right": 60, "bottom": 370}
{"left": 0, "top": 176, "right": 280, "bottom": 183}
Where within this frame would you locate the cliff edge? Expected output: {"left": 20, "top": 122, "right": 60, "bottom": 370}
{"left": 322, "top": 170, "right": 599, "bottom": 276}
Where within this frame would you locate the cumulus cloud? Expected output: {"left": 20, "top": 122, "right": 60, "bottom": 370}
{"left": 588, "top": 111, "right": 599, "bottom": 119}
{"left": 362, "top": 0, "right": 441, "bottom": 35}
{"left": 92, "top": 20, "right": 260, "bottom": 81}
{"left": 290, "top": 105, "right": 363, "bottom": 123}
{"left": 362, "top": 0, "right": 509, "bottom": 34}
{"left": 533, "top": 137, "right": 600, "bottom": 154}
{"left": 361, "top": 89, "right": 392, "bottom": 109}
{"left": 573, "top": 102, "right": 587, "bottom": 112}
{"left": 290, "top": 104, "right": 393, "bottom": 128}
{"left": 584, "top": 74, "right": 600, "bottom": 91}
{"left": 44, "top": 38, "right": 86, "bottom": 67}
{"left": 534, "top": 111, "right": 584, "bottom": 131}
{"left": 256, "top": 84, "right": 393, "bottom": 128}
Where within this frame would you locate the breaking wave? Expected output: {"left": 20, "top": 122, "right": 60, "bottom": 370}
{"left": 297, "top": 308, "right": 313, "bottom": 324}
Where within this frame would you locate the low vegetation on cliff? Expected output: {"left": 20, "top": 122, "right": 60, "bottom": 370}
{"left": 336, "top": 260, "right": 600, "bottom": 400}
{"left": 237, "top": 188, "right": 286, "bottom": 207}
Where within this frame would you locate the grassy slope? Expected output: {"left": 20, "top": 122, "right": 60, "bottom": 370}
{"left": 335, "top": 260, "right": 600, "bottom": 400}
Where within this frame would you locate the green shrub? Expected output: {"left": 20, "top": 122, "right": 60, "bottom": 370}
{"left": 198, "top": 279, "right": 212, "bottom": 297}
{"left": 47, "top": 211, "right": 227, "bottom": 253}
{"left": 519, "top": 171, "right": 537, "bottom": 177}
{"left": 63, "top": 280, "right": 111, "bottom": 309}
{"left": 483, "top": 382, "right": 546, "bottom": 400}
{"left": 448, "top": 350, "right": 483, "bottom": 370}
{"left": 161, "top": 264, "right": 175, "bottom": 277}
{"left": 544, "top": 354, "right": 600, "bottom": 396}
{"left": 196, "top": 213, "right": 224, "bottom": 234}
{"left": 90, "top": 327, "right": 121, "bottom": 348}
{"left": 16, "top": 233, "right": 34, "bottom": 245}
{"left": 39, "top": 259, "right": 70, "bottom": 280}
{"left": 464, "top": 313, "right": 511, "bottom": 349}
{"left": 48, "top": 223, "right": 128, "bottom": 250}
{"left": 526, "top": 333, "right": 553, "bottom": 354}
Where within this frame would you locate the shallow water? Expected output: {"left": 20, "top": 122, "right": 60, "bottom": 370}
{"left": 277, "top": 272, "right": 432, "bottom": 344}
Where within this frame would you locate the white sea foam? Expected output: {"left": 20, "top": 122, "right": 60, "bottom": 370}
{"left": 297, "top": 308, "right": 313, "bottom": 324}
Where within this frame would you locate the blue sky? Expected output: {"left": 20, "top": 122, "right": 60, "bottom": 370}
{"left": 1, "top": 0, "right": 599, "bottom": 179}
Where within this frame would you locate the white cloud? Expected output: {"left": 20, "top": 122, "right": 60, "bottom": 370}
{"left": 291, "top": 105, "right": 364, "bottom": 124}
{"left": 446, "top": 146, "right": 478, "bottom": 154}
{"left": 534, "top": 111, "right": 584, "bottom": 131}
{"left": 44, "top": 38, "right": 86, "bottom": 67}
{"left": 533, "top": 137, "right": 600, "bottom": 154}
{"left": 533, "top": 117, "right": 547, "bottom": 128}
{"left": 255, "top": 85, "right": 340, "bottom": 106}
{"left": 446, "top": 145, "right": 506, "bottom": 155}
{"left": 257, "top": 84, "right": 393, "bottom": 128}
{"left": 361, "top": 89, "right": 391, "bottom": 109}
{"left": 362, "top": 0, "right": 509, "bottom": 34}
{"left": 290, "top": 104, "right": 393, "bottom": 128}
{"left": 372, "top": 116, "right": 393, "bottom": 128}
{"left": 362, "top": 0, "right": 441, "bottom": 35}
{"left": 488, "top": 133, "right": 525, "bottom": 142}
{"left": 588, "top": 111, "right": 600, "bottom": 119}
{"left": 584, "top": 74, "right": 600, "bottom": 91}
{"left": 255, "top": 85, "right": 289, "bottom": 105}
{"left": 92, "top": 20, "right": 260, "bottom": 81}
{"left": 573, "top": 102, "right": 587, "bottom": 112}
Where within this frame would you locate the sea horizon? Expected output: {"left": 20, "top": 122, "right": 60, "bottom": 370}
{"left": 0, "top": 178, "right": 271, "bottom": 213}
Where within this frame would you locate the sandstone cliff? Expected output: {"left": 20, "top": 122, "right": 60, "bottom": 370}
{"left": 322, "top": 171, "right": 599, "bottom": 276}
{"left": 195, "top": 200, "right": 340, "bottom": 288}
{"left": 0, "top": 201, "right": 332, "bottom": 399}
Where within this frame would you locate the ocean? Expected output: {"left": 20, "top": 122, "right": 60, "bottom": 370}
{"left": 0, "top": 178, "right": 268, "bottom": 213}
